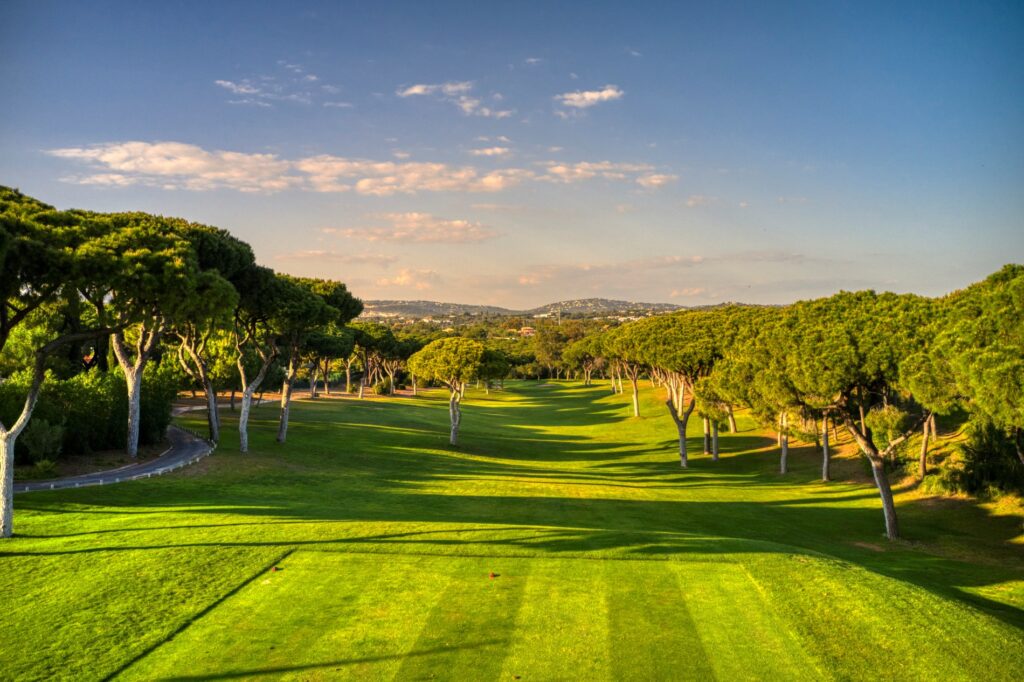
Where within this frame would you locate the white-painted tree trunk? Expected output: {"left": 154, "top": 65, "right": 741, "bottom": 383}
{"left": 125, "top": 369, "right": 142, "bottom": 458}
{"left": 631, "top": 379, "right": 640, "bottom": 417}
{"left": 239, "top": 388, "right": 255, "bottom": 453}
{"left": 0, "top": 356, "right": 49, "bottom": 538}
{"left": 702, "top": 417, "right": 711, "bottom": 454}
{"left": 448, "top": 391, "right": 462, "bottom": 445}
{"left": 277, "top": 359, "right": 297, "bottom": 444}
{"left": 712, "top": 422, "right": 719, "bottom": 461}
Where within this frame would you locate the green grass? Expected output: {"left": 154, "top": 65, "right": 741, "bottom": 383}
{"left": 2, "top": 381, "right": 1023, "bottom": 680}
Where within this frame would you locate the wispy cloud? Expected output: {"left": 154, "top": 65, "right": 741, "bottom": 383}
{"left": 637, "top": 173, "right": 678, "bottom": 189}
{"left": 340, "top": 212, "right": 499, "bottom": 243}
{"left": 396, "top": 80, "right": 513, "bottom": 118}
{"left": 555, "top": 84, "right": 624, "bottom": 110}
{"left": 525, "top": 57, "right": 543, "bottom": 66}
{"left": 213, "top": 62, "right": 340, "bottom": 108}
{"left": 275, "top": 250, "right": 397, "bottom": 267}
{"left": 48, "top": 141, "right": 299, "bottom": 192}
{"left": 376, "top": 268, "right": 441, "bottom": 290}
{"left": 685, "top": 194, "right": 714, "bottom": 207}
{"left": 469, "top": 146, "right": 511, "bottom": 157}
{"left": 49, "top": 140, "right": 676, "bottom": 196}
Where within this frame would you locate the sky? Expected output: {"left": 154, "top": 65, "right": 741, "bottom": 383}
{"left": 2, "top": 1, "right": 1022, "bottom": 309}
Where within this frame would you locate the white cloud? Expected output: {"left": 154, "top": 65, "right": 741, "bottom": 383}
{"left": 275, "top": 251, "right": 397, "bottom": 267}
{"left": 340, "top": 213, "right": 499, "bottom": 243}
{"left": 50, "top": 140, "right": 676, "bottom": 197}
{"left": 685, "top": 194, "right": 714, "bottom": 207}
{"left": 469, "top": 146, "right": 511, "bottom": 157}
{"left": 637, "top": 173, "right": 678, "bottom": 189}
{"left": 48, "top": 141, "right": 299, "bottom": 192}
{"left": 515, "top": 254, "right": 704, "bottom": 286}
{"left": 525, "top": 57, "right": 543, "bottom": 65}
{"left": 670, "top": 287, "right": 705, "bottom": 297}
{"left": 555, "top": 84, "right": 624, "bottom": 109}
{"left": 396, "top": 81, "right": 474, "bottom": 97}
{"left": 739, "top": 200, "right": 749, "bottom": 208}
{"left": 537, "top": 160, "right": 655, "bottom": 184}
{"left": 323, "top": 101, "right": 354, "bottom": 108}
{"left": 296, "top": 155, "right": 533, "bottom": 195}
{"left": 396, "top": 81, "right": 513, "bottom": 118}
{"left": 215, "top": 79, "right": 260, "bottom": 95}
{"left": 376, "top": 268, "right": 441, "bottom": 290}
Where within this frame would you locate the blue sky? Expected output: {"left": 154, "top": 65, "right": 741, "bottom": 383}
{"left": 2, "top": 1, "right": 1022, "bottom": 307}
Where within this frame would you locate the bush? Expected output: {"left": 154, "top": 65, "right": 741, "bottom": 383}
{"left": 933, "top": 421, "right": 1024, "bottom": 496}
{"left": 21, "top": 418, "right": 64, "bottom": 462}
{"left": 0, "top": 357, "right": 183, "bottom": 463}
{"left": 372, "top": 378, "right": 392, "bottom": 395}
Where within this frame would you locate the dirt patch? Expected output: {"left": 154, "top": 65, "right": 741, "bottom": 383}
{"left": 850, "top": 541, "right": 886, "bottom": 552}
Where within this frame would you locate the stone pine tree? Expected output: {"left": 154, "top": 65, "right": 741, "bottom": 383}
{"left": 173, "top": 222, "right": 254, "bottom": 442}
{"left": 408, "top": 338, "right": 485, "bottom": 445}
{"left": 232, "top": 265, "right": 285, "bottom": 453}
{"left": 269, "top": 276, "right": 335, "bottom": 445}
{"left": 84, "top": 213, "right": 202, "bottom": 457}
{"left": 0, "top": 190, "right": 118, "bottom": 537}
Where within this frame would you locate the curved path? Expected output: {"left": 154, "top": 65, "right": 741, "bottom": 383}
{"left": 15, "top": 425, "right": 213, "bottom": 494}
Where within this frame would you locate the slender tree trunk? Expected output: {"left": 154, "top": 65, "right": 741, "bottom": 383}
{"left": 712, "top": 422, "right": 719, "bottom": 462}
{"left": 323, "top": 359, "right": 331, "bottom": 396}
{"left": 780, "top": 411, "right": 789, "bottom": 474}
{"left": 727, "top": 406, "right": 737, "bottom": 433}
{"left": 870, "top": 457, "right": 900, "bottom": 540}
{"left": 239, "top": 388, "right": 254, "bottom": 453}
{"left": 412, "top": 375, "right": 418, "bottom": 396}
{"left": 449, "top": 391, "right": 462, "bottom": 445}
{"left": 821, "top": 416, "right": 831, "bottom": 482}
{"left": 666, "top": 385, "right": 696, "bottom": 468}
{"left": 616, "top": 372, "right": 623, "bottom": 394}
{"left": 843, "top": 417, "right": 905, "bottom": 540}
{"left": 1015, "top": 428, "right": 1024, "bottom": 467}
{"left": 309, "top": 365, "right": 319, "bottom": 399}
{"left": 236, "top": 337, "right": 275, "bottom": 454}
{"left": 0, "top": 435, "right": 14, "bottom": 538}
{"left": 918, "top": 412, "right": 932, "bottom": 480}
{"left": 277, "top": 358, "right": 297, "bottom": 444}
{"left": 387, "top": 368, "right": 396, "bottom": 395}
{"left": 345, "top": 360, "right": 353, "bottom": 394}
{"left": 703, "top": 417, "right": 711, "bottom": 454}
{"left": 203, "top": 378, "right": 219, "bottom": 443}
{"left": 631, "top": 377, "right": 640, "bottom": 417}
{"left": 125, "top": 369, "right": 143, "bottom": 458}
{"left": 112, "top": 326, "right": 162, "bottom": 458}
{"left": 1, "top": 370, "right": 46, "bottom": 538}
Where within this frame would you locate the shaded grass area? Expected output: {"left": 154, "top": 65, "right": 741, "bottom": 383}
{"left": 2, "top": 381, "right": 1023, "bottom": 680}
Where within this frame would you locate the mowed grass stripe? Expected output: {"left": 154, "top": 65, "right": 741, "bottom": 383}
{"left": 121, "top": 552, "right": 457, "bottom": 680}
{"left": 604, "top": 559, "right": 714, "bottom": 680}
{"left": 672, "top": 561, "right": 819, "bottom": 681}
{"left": 393, "top": 558, "right": 530, "bottom": 680}
{"left": 499, "top": 560, "right": 613, "bottom": 679}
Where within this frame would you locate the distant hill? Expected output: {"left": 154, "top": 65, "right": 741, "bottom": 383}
{"left": 360, "top": 298, "right": 684, "bottom": 319}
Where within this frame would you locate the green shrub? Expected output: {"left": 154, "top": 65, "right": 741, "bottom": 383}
{"left": 932, "top": 421, "right": 1024, "bottom": 496}
{"left": 21, "top": 418, "right": 64, "bottom": 462}
{"left": 372, "top": 378, "right": 392, "bottom": 395}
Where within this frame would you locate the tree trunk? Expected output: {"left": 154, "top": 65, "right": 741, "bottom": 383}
{"left": 309, "top": 365, "right": 319, "bottom": 399}
{"left": 345, "top": 361, "right": 353, "bottom": 394}
{"left": 1015, "top": 428, "right": 1024, "bottom": 467}
{"left": 358, "top": 376, "right": 365, "bottom": 399}
{"left": 112, "top": 326, "right": 162, "bottom": 458}
{"left": 703, "top": 417, "right": 711, "bottom": 454}
{"left": 387, "top": 368, "right": 396, "bottom": 395}
{"left": 666, "top": 386, "right": 696, "bottom": 468}
{"left": 821, "top": 416, "right": 831, "bottom": 482}
{"left": 631, "top": 378, "right": 640, "bottom": 417}
{"left": 870, "top": 456, "right": 900, "bottom": 540}
{"left": 239, "top": 389, "right": 254, "bottom": 453}
{"left": 125, "top": 369, "right": 143, "bottom": 458}
{"left": 712, "top": 422, "right": 719, "bottom": 462}
{"left": 0, "top": 435, "right": 14, "bottom": 538}
{"left": 780, "top": 412, "right": 789, "bottom": 474}
{"left": 412, "top": 376, "right": 418, "bottom": 396}
{"left": 449, "top": 391, "right": 462, "bottom": 445}
{"left": 918, "top": 413, "right": 932, "bottom": 480}
{"left": 323, "top": 359, "right": 331, "bottom": 396}
{"left": 203, "top": 378, "right": 220, "bottom": 443}
{"left": 230, "top": 389, "right": 236, "bottom": 412}
{"left": 277, "top": 359, "right": 297, "bottom": 444}
{"left": 727, "top": 406, "right": 737, "bottom": 433}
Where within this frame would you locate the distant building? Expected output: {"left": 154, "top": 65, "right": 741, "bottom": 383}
{"left": 519, "top": 326, "right": 536, "bottom": 337}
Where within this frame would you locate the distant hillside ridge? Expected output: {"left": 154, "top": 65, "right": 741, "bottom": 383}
{"left": 359, "top": 298, "right": 686, "bottom": 319}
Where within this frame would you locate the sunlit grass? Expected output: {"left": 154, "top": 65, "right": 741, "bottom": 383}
{"left": 3, "top": 381, "right": 1023, "bottom": 680}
